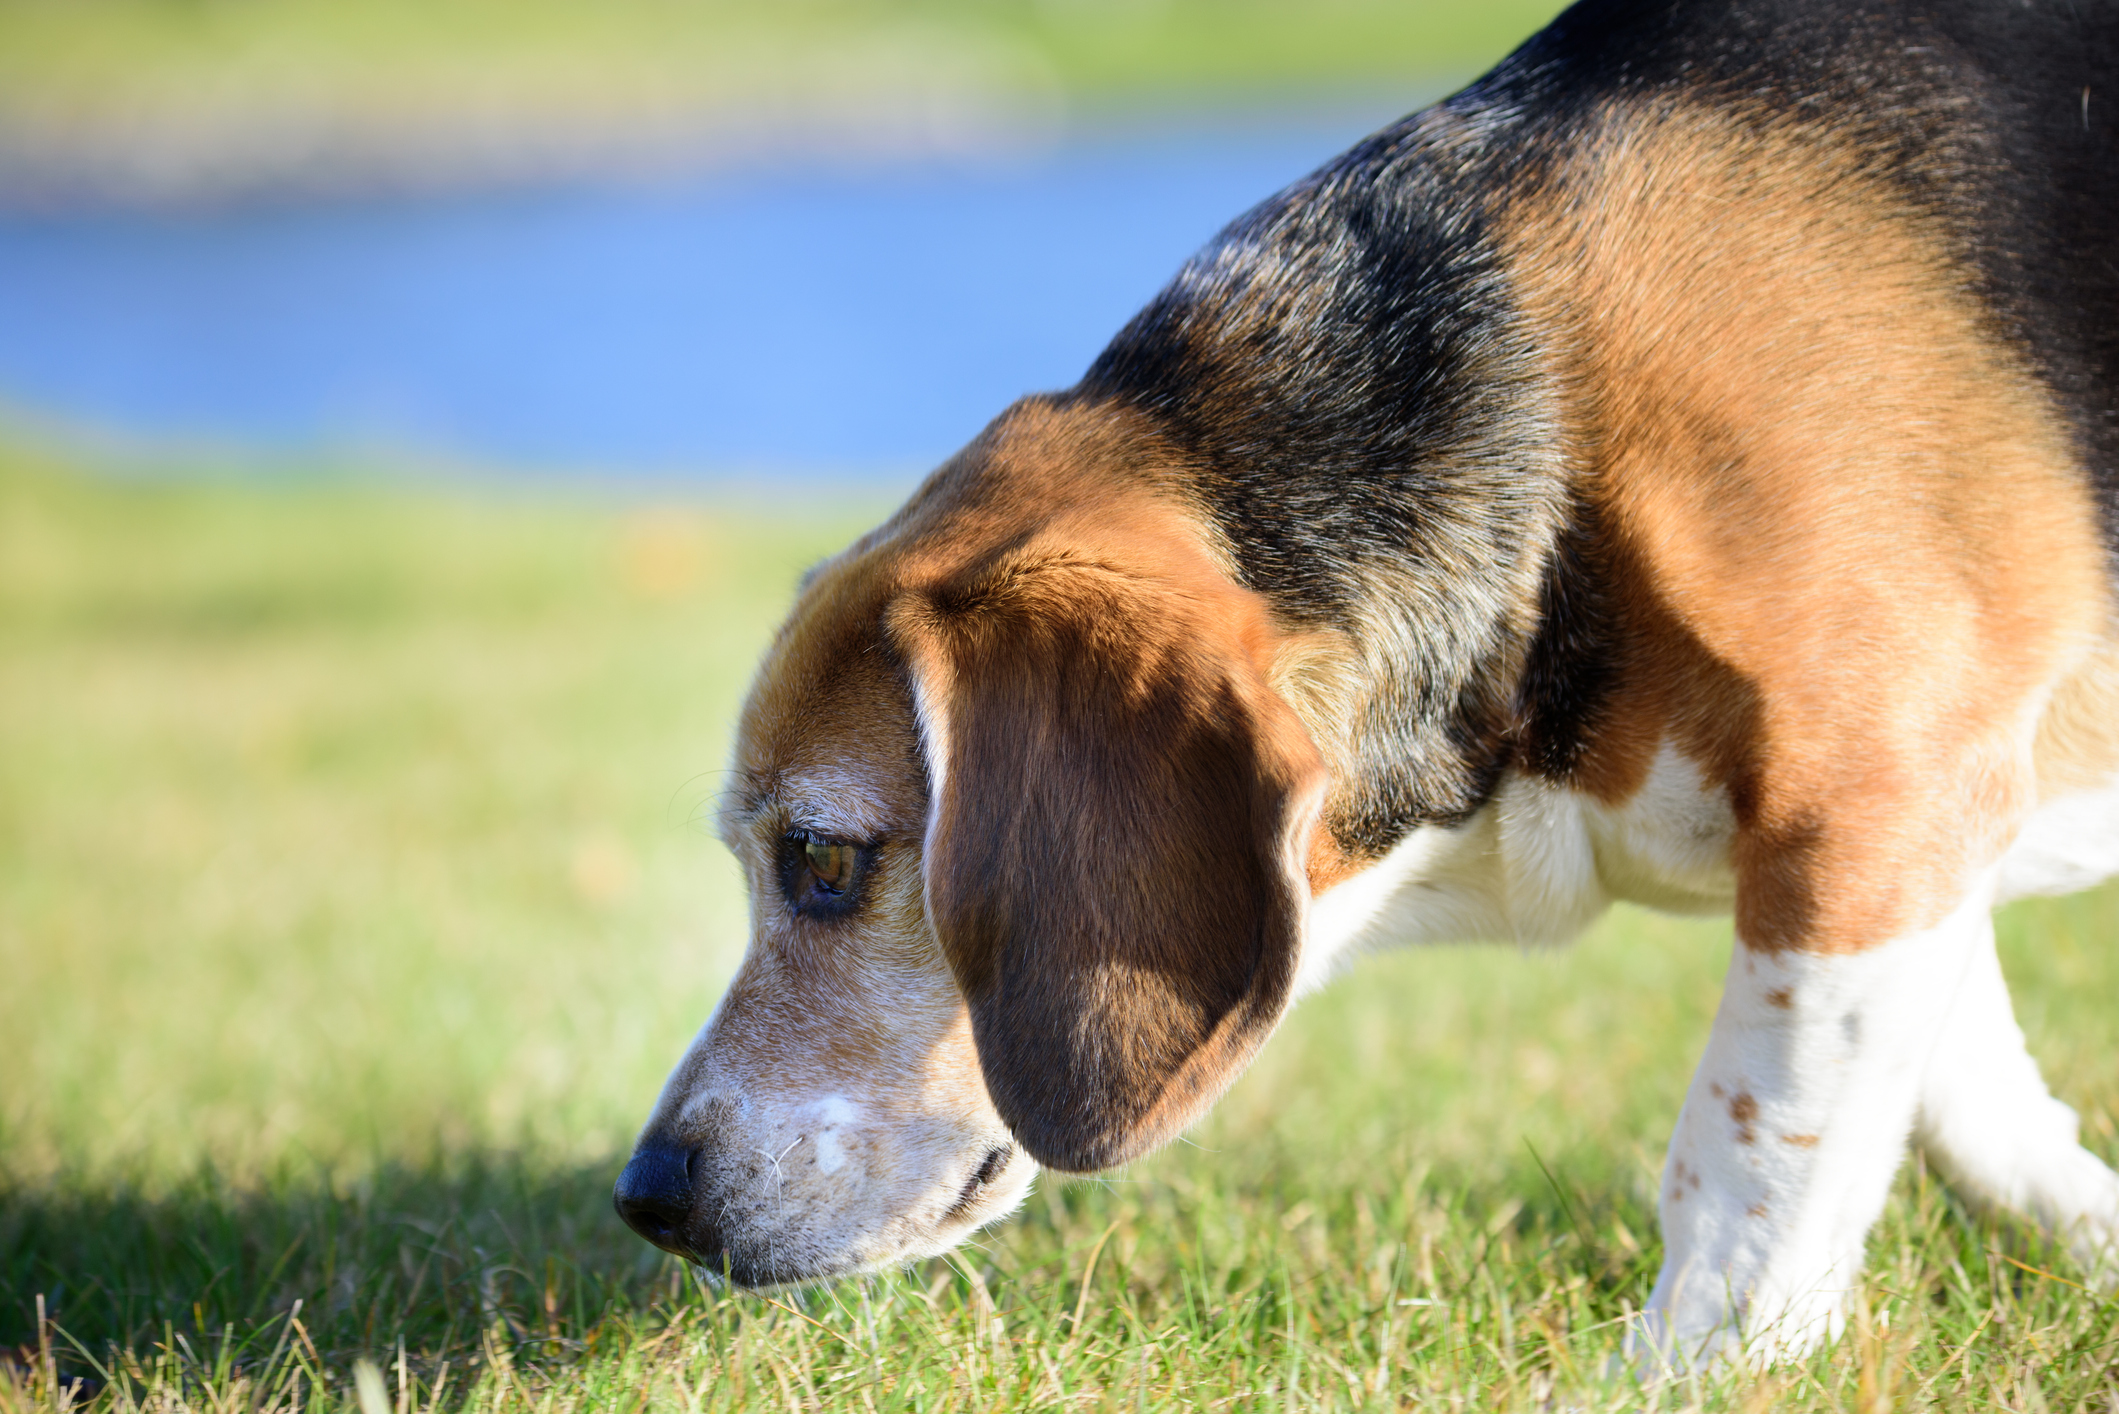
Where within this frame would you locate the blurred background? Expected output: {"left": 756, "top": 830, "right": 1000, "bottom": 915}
{"left": 0, "top": 0, "right": 1567, "bottom": 479}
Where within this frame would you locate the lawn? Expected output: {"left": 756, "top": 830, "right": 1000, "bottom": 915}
{"left": 2, "top": 445, "right": 2116, "bottom": 1411}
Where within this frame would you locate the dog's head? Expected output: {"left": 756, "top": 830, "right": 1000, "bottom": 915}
{"left": 613, "top": 399, "right": 1332, "bottom": 1283}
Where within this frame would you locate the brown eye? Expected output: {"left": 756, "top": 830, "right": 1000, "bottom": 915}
{"left": 778, "top": 831, "right": 872, "bottom": 919}
{"left": 804, "top": 839, "right": 856, "bottom": 894}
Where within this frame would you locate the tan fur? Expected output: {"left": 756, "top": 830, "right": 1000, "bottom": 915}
{"left": 1501, "top": 99, "right": 2111, "bottom": 953}
{"left": 1263, "top": 628, "right": 1367, "bottom": 891}
{"left": 2032, "top": 640, "right": 2119, "bottom": 800}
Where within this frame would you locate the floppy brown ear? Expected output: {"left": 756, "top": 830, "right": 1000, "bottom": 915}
{"left": 892, "top": 551, "right": 1327, "bottom": 1173}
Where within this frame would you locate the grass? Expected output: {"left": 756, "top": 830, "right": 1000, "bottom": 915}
{"left": 2, "top": 443, "right": 2117, "bottom": 1410}
{"left": 0, "top": 0, "right": 1570, "bottom": 113}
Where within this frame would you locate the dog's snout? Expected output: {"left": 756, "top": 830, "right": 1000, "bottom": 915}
{"left": 613, "top": 1142, "right": 695, "bottom": 1247}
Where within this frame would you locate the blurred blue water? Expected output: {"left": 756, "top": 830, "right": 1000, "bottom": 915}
{"left": 0, "top": 106, "right": 1422, "bottom": 478}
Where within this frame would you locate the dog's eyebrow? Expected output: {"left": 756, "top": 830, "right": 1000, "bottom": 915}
{"left": 776, "top": 767, "right": 894, "bottom": 841}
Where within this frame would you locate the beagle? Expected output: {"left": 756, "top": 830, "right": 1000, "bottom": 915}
{"left": 615, "top": 0, "right": 2119, "bottom": 1368}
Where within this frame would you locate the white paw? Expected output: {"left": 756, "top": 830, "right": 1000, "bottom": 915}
{"left": 1621, "top": 1309, "right": 1745, "bottom": 1379}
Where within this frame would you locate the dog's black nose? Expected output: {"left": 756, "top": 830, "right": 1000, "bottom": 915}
{"left": 613, "top": 1142, "right": 695, "bottom": 1247}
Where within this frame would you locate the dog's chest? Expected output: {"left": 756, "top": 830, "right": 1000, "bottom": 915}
{"left": 1300, "top": 745, "right": 1738, "bottom": 986}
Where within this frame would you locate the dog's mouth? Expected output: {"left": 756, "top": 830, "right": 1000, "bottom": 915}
{"left": 941, "top": 1144, "right": 1015, "bottom": 1225}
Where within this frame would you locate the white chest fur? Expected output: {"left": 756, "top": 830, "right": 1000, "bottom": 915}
{"left": 1302, "top": 743, "right": 2119, "bottom": 992}
{"left": 1299, "top": 744, "right": 1739, "bottom": 991}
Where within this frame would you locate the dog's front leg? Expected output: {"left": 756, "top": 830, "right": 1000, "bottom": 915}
{"left": 1631, "top": 874, "right": 1999, "bottom": 1369}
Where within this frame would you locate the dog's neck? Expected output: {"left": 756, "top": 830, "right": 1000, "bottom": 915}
{"left": 1071, "top": 98, "right": 1580, "bottom": 864}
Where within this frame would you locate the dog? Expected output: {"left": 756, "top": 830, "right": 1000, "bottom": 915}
{"left": 614, "top": 0, "right": 2119, "bottom": 1368}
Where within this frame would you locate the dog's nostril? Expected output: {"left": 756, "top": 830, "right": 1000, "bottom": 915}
{"left": 613, "top": 1142, "right": 696, "bottom": 1243}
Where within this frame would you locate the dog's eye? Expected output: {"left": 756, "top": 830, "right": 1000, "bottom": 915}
{"left": 804, "top": 839, "right": 856, "bottom": 893}
{"left": 777, "top": 831, "right": 872, "bottom": 918}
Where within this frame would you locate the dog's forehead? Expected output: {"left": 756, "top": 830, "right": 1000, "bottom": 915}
{"left": 727, "top": 396, "right": 1204, "bottom": 835}
{"left": 731, "top": 553, "right": 926, "bottom": 831}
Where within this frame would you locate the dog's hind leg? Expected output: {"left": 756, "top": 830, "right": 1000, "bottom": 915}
{"left": 1913, "top": 923, "right": 2119, "bottom": 1284}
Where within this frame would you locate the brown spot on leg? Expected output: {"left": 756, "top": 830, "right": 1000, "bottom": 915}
{"left": 1730, "top": 1091, "right": 1759, "bottom": 1145}
{"left": 1780, "top": 1133, "right": 1819, "bottom": 1148}
{"left": 1764, "top": 987, "right": 1793, "bottom": 1009}
{"left": 1746, "top": 1203, "right": 1769, "bottom": 1218}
